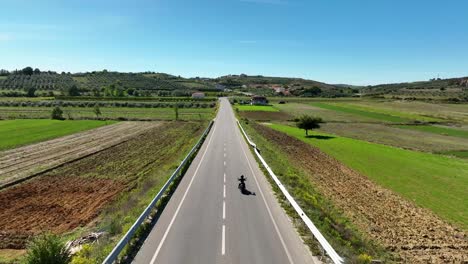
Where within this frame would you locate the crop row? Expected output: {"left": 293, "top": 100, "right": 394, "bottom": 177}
{"left": 0, "top": 100, "right": 216, "bottom": 108}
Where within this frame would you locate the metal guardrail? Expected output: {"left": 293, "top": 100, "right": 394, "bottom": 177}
{"left": 102, "top": 120, "right": 214, "bottom": 264}
{"left": 237, "top": 120, "right": 344, "bottom": 264}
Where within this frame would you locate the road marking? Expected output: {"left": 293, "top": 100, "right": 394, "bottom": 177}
{"left": 222, "top": 224, "right": 226, "bottom": 255}
{"left": 224, "top": 173, "right": 226, "bottom": 183}
{"left": 237, "top": 128, "right": 294, "bottom": 264}
{"left": 223, "top": 200, "right": 226, "bottom": 219}
{"left": 224, "top": 161, "right": 226, "bottom": 166}
{"left": 224, "top": 153, "right": 226, "bottom": 158}
{"left": 223, "top": 184, "right": 226, "bottom": 198}
{"left": 149, "top": 123, "right": 218, "bottom": 264}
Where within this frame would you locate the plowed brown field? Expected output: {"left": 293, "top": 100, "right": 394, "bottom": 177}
{"left": 253, "top": 123, "right": 468, "bottom": 263}
{"left": 0, "top": 122, "right": 204, "bottom": 250}
{"left": 0, "top": 176, "right": 125, "bottom": 249}
{"left": 0, "top": 121, "right": 160, "bottom": 188}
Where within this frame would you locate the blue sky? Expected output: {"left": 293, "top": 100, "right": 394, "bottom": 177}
{"left": 1, "top": 0, "right": 467, "bottom": 85}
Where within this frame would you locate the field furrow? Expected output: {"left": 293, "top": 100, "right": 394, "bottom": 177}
{"left": 0, "top": 121, "right": 160, "bottom": 188}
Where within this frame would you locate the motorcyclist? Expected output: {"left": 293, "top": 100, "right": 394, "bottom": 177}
{"left": 238, "top": 175, "right": 246, "bottom": 188}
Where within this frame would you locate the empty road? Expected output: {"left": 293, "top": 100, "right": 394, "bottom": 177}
{"left": 134, "top": 98, "right": 318, "bottom": 264}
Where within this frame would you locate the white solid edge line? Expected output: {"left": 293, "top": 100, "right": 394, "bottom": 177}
{"left": 237, "top": 126, "right": 295, "bottom": 264}
{"left": 149, "top": 123, "right": 218, "bottom": 264}
{"left": 222, "top": 224, "right": 226, "bottom": 255}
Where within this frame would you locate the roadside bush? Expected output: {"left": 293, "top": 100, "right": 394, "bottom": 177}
{"left": 24, "top": 233, "right": 71, "bottom": 264}
{"left": 357, "top": 253, "right": 373, "bottom": 263}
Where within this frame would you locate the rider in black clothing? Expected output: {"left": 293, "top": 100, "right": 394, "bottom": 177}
{"left": 238, "top": 175, "right": 246, "bottom": 188}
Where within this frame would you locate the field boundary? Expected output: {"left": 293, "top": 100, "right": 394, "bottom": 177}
{"left": 102, "top": 120, "right": 214, "bottom": 264}
{"left": 237, "top": 119, "right": 344, "bottom": 264}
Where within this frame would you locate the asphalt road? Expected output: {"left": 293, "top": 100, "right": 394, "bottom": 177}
{"left": 133, "top": 98, "right": 319, "bottom": 264}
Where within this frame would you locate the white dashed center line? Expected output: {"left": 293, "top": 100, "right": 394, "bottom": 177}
{"left": 223, "top": 201, "right": 226, "bottom": 219}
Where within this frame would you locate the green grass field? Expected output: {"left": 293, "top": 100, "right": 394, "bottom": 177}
{"left": 0, "top": 107, "right": 215, "bottom": 121}
{"left": 0, "top": 119, "right": 115, "bottom": 151}
{"left": 268, "top": 123, "right": 468, "bottom": 229}
{"left": 310, "top": 102, "right": 411, "bottom": 123}
{"left": 236, "top": 105, "right": 279, "bottom": 112}
{"left": 396, "top": 125, "right": 468, "bottom": 139}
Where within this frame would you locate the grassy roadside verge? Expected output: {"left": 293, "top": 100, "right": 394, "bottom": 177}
{"left": 269, "top": 124, "right": 468, "bottom": 230}
{"left": 0, "top": 119, "right": 115, "bottom": 151}
{"left": 239, "top": 120, "right": 394, "bottom": 262}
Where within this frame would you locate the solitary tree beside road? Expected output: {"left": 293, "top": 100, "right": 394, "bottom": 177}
{"left": 295, "top": 115, "right": 323, "bottom": 136}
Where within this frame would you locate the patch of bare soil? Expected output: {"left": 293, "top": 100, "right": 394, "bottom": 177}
{"left": 253, "top": 123, "right": 468, "bottom": 263}
{"left": 0, "top": 121, "right": 160, "bottom": 188}
{"left": 240, "top": 111, "right": 292, "bottom": 121}
{"left": 0, "top": 176, "right": 125, "bottom": 249}
{"left": 0, "top": 122, "right": 204, "bottom": 250}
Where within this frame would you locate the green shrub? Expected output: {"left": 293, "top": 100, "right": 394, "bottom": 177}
{"left": 357, "top": 253, "right": 372, "bottom": 263}
{"left": 24, "top": 233, "right": 71, "bottom": 264}
{"left": 51, "top": 106, "right": 64, "bottom": 120}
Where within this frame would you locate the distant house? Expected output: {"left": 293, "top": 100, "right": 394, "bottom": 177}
{"left": 192, "top": 92, "right": 205, "bottom": 99}
{"left": 251, "top": 95, "right": 268, "bottom": 105}
{"left": 274, "top": 87, "right": 285, "bottom": 93}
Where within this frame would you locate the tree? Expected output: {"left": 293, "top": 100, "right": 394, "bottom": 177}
{"left": 33, "top": 68, "right": 41, "bottom": 75}
{"left": 22, "top": 67, "right": 34, "bottom": 76}
{"left": 26, "top": 86, "right": 37, "bottom": 97}
{"left": 295, "top": 115, "right": 323, "bottom": 136}
{"left": 116, "top": 87, "right": 125, "bottom": 97}
{"left": 301, "top": 86, "right": 322, "bottom": 97}
{"left": 24, "top": 233, "right": 71, "bottom": 264}
{"left": 174, "top": 104, "right": 179, "bottom": 120}
{"left": 67, "top": 85, "right": 80, "bottom": 96}
{"left": 126, "top": 88, "right": 136, "bottom": 96}
{"left": 51, "top": 107, "right": 64, "bottom": 120}
{"left": 92, "top": 87, "right": 101, "bottom": 97}
{"left": 93, "top": 104, "right": 102, "bottom": 118}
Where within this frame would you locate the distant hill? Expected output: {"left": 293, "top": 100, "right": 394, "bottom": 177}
{"left": 216, "top": 74, "right": 356, "bottom": 97}
{"left": 361, "top": 77, "right": 468, "bottom": 101}
{"left": 0, "top": 69, "right": 217, "bottom": 97}
{"left": 1, "top": 68, "right": 466, "bottom": 100}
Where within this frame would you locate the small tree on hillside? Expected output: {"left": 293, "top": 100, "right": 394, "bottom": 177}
{"left": 93, "top": 104, "right": 101, "bottom": 118}
{"left": 295, "top": 115, "right": 323, "bottom": 136}
{"left": 67, "top": 85, "right": 80, "bottom": 96}
{"left": 174, "top": 104, "right": 179, "bottom": 120}
{"left": 51, "top": 106, "right": 64, "bottom": 120}
{"left": 26, "top": 86, "right": 37, "bottom": 97}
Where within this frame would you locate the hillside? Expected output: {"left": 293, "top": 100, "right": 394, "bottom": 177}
{"left": 361, "top": 77, "right": 468, "bottom": 101}
{"left": 0, "top": 69, "right": 217, "bottom": 97}
{"left": 217, "top": 74, "right": 356, "bottom": 97}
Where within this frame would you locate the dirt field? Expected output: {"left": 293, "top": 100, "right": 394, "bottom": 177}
{"left": 0, "top": 122, "right": 204, "bottom": 250}
{"left": 253, "top": 124, "right": 467, "bottom": 263}
{"left": 0, "top": 176, "right": 125, "bottom": 249}
{"left": 0, "top": 121, "right": 160, "bottom": 188}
